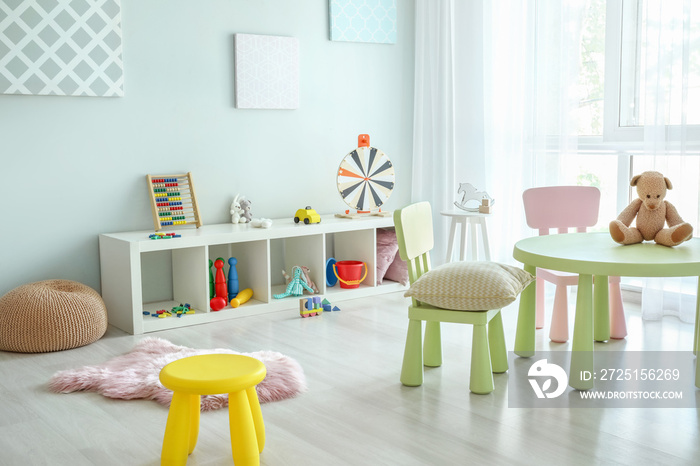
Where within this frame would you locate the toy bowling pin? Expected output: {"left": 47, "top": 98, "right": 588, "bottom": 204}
{"left": 214, "top": 258, "right": 228, "bottom": 300}
{"left": 228, "top": 257, "right": 239, "bottom": 301}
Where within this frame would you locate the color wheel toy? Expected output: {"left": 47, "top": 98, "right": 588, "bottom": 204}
{"left": 335, "top": 134, "right": 394, "bottom": 218}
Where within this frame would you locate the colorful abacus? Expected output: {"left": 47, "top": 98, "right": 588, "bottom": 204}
{"left": 146, "top": 172, "right": 203, "bottom": 231}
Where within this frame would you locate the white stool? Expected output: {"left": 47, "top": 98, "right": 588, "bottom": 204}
{"left": 440, "top": 210, "right": 492, "bottom": 262}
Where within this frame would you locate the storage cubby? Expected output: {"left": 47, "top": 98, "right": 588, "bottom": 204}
{"left": 325, "top": 229, "right": 376, "bottom": 298}
{"left": 271, "top": 234, "right": 324, "bottom": 298}
{"left": 208, "top": 239, "right": 270, "bottom": 310}
{"left": 99, "top": 215, "right": 406, "bottom": 334}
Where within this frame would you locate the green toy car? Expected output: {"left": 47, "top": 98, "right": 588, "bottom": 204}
{"left": 294, "top": 206, "right": 321, "bottom": 224}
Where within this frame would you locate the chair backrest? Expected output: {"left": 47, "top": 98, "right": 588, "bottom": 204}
{"left": 522, "top": 186, "right": 600, "bottom": 235}
{"left": 393, "top": 202, "right": 434, "bottom": 284}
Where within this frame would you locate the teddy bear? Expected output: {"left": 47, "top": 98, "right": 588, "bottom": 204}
{"left": 609, "top": 171, "right": 693, "bottom": 247}
{"left": 239, "top": 198, "right": 253, "bottom": 223}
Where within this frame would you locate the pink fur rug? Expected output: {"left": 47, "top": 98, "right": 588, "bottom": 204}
{"left": 48, "top": 337, "right": 306, "bottom": 411}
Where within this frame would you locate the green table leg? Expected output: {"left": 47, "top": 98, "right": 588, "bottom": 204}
{"left": 515, "top": 264, "right": 537, "bottom": 358}
{"left": 569, "top": 273, "right": 594, "bottom": 390}
{"left": 695, "top": 277, "right": 700, "bottom": 388}
{"left": 593, "top": 275, "right": 610, "bottom": 342}
{"left": 694, "top": 277, "right": 700, "bottom": 356}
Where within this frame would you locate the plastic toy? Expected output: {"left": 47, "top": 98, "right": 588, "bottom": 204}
{"left": 227, "top": 257, "right": 239, "bottom": 301}
{"left": 208, "top": 259, "right": 214, "bottom": 299}
{"left": 146, "top": 172, "right": 202, "bottom": 231}
{"left": 149, "top": 232, "right": 181, "bottom": 239}
{"left": 336, "top": 134, "right": 394, "bottom": 217}
{"left": 210, "top": 297, "right": 226, "bottom": 311}
{"left": 240, "top": 198, "right": 253, "bottom": 223}
{"left": 214, "top": 258, "right": 228, "bottom": 300}
{"left": 609, "top": 171, "right": 694, "bottom": 247}
{"left": 294, "top": 206, "right": 321, "bottom": 224}
{"left": 325, "top": 258, "right": 338, "bottom": 286}
{"left": 230, "top": 288, "right": 253, "bottom": 308}
{"left": 274, "top": 267, "right": 315, "bottom": 298}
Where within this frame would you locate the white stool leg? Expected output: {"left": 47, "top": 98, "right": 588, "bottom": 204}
{"left": 469, "top": 221, "right": 477, "bottom": 261}
{"left": 479, "top": 218, "right": 491, "bottom": 261}
{"left": 459, "top": 218, "right": 468, "bottom": 261}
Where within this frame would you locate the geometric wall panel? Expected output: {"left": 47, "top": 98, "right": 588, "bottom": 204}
{"left": 234, "top": 33, "right": 299, "bottom": 109}
{"left": 0, "top": 0, "right": 124, "bottom": 97}
{"left": 329, "top": 0, "right": 397, "bottom": 44}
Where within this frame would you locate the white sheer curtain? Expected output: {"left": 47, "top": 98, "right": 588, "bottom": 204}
{"left": 412, "top": 0, "right": 456, "bottom": 265}
{"left": 483, "top": 0, "right": 587, "bottom": 263}
{"left": 636, "top": 0, "right": 698, "bottom": 323}
{"left": 413, "top": 0, "right": 588, "bottom": 266}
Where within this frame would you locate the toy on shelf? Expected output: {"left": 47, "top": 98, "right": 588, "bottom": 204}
{"left": 146, "top": 303, "right": 197, "bottom": 318}
{"left": 282, "top": 266, "right": 317, "bottom": 295}
{"left": 294, "top": 206, "right": 320, "bottom": 224}
{"left": 149, "top": 232, "right": 181, "bottom": 240}
{"left": 230, "top": 288, "right": 253, "bottom": 308}
{"left": 335, "top": 134, "right": 394, "bottom": 219}
{"left": 609, "top": 171, "right": 693, "bottom": 247}
{"left": 227, "top": 258, "right": 239, "bottom": 301}
{"left": 146, "top": 172, "right": 202, "bottom": 231}
{"left": 208, "top": 259, "right": 214, "bottom": 299}
{"left": 300, "top": 266, "right": 319, "bottom": 294}
{"left": 274, "top": 267, "right": 315, "bottom": 299}
{"left": 210, "top": 258, "right": 228, "bottom": 311}
{"left": 332, "top": 260, "right": 367, "bottom": 289}
{"left": 231, "top": 194, "right": 251, "bottom": 224}
{"left": 251, "top": 218, "right": 273, "bottom": 228}
{"left": 210, "top": 297, "right": 226, "bottom": 311}
{"left": 325, "top": 258, "right": 338, "bottom": 287}
{"left": 454, "top": 183, "right": 495, "bottom": 213}
{"left": 240, "top": 198, "right": 253, "bottom": 223}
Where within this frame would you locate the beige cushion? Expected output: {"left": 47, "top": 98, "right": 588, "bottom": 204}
{"left": 404, "top": 261, "right": 534, "bottom": 311}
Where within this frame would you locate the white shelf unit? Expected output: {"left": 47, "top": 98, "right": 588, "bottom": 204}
{"left": 99, "top": 214, "right": 405, "bottom": 334}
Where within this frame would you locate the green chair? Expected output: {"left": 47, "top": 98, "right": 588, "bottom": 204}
{"left": 394, "top": 202, "right": 511, "bottom": 394}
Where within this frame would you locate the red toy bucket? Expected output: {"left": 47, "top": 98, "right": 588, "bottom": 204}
{"left": 332, "top": 261, "right": 367, "bottom": 289}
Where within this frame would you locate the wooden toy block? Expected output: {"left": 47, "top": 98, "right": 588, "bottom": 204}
{"left": 479, "top": 205, "right": 492, "bottom": 214}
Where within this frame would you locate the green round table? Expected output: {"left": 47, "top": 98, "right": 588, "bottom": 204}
{"left": 512, "top": 232, "right": 700, "bottom": 390}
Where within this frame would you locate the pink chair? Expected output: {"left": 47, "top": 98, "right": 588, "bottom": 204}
{"left": 522, "top": 186, "right": 627, "bottom": 342}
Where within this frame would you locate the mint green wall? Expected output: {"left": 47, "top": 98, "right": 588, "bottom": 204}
{"left": 0, "top": 0, "right": 415, "bottom": 296}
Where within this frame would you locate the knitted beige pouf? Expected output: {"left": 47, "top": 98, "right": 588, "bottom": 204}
{"left": 0, "top": 280, "right": 108, "bottom": 353}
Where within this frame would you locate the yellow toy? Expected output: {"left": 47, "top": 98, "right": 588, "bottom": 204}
{"left": 230, "top": 288, "right": 253, "bottom": 308}
{"left": 294, "top": 206, "right": 320, "bottom": 224}
{"left": 609, "top": 171, "right": 693, "bottom": 247}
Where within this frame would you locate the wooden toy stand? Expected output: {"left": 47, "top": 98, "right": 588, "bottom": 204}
{"left": 147, "top": 172, "right": 203, "bottom": 231}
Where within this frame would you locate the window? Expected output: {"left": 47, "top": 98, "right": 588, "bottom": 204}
{"left": 603, "top": 0, "right": 700, "bottom": 143}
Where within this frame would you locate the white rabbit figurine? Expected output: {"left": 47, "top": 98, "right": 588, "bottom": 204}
{"left": 230, "top": 194, "right": 244, "bottom": 224}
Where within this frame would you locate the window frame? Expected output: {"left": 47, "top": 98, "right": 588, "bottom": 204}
{"left": 602, "top": 0, "right": 700, "bottom": 144}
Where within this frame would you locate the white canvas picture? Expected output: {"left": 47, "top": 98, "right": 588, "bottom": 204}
{"left": 234, "top": 34, "right": 299, "bottom": 109}
{"left": 0, "top": 0, "right": 124, "bottom": 97}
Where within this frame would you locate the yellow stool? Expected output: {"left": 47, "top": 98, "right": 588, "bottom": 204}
{"left": 159, "top": 354, "right": 267, "bottom": 466}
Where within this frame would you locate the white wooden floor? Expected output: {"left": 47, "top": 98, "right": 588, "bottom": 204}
{"left": 0, "top": 291, "right": 698, "bottom": 466}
